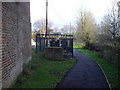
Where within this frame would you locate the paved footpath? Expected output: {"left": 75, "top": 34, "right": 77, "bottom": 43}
{"left": 56, "top": 49, "right": 110, "bottom": 88}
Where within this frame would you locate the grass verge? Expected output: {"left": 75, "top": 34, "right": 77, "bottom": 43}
{"left": 74, "top": 42, "right": 119, "bottom": 88}
{"left": 12, "top": 49, "right": 76, "bottom": 88}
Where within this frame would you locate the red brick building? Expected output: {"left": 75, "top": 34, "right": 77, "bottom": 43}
{"left": 0, "top": 1, "right": 31, "bottom": 88}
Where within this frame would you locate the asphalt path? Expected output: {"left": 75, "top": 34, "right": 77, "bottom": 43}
{"left": 56, "top": 49, "right": 110, "bottom": 88}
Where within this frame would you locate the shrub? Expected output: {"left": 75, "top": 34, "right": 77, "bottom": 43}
{"left": 81, "top": 42, "right": 120, "bottom": 66}
{"left": 83, "top": 43, "right": 101, "bottom": 52}
{"left": 23, "top": 64, "right": 32, "bottom": 75}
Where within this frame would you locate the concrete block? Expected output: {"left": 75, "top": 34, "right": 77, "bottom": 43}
{"left": 45, "top": 47, "right": 64, "bottom": 60}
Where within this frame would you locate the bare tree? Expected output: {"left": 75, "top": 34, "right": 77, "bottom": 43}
{"left": 100, "top": 15, "right": 112, "bottom": 40}
{"left": 76, "top": 9, "right": 98, "bottom": 47}
{"left": 99, "top": 1, "right": 120, "bottom": 49}
{"left": 107, "top": 0, "right": 119, "bottom": 38}
{"left": 33, "top": 18, "right": 53, "bottom": 34}
{"left": 60, "top": 25, "right": 75, "bottom": 35}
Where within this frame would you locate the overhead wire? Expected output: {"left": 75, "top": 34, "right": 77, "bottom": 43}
{"left": 49, "top": 0, "right": 68, "bottom": 25}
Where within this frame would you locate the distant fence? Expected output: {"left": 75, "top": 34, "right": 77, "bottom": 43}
{"left": 36, "top": 34, "right": 73, "bottom": 57}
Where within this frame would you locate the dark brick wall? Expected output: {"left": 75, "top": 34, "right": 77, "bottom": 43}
{"left": 0, "top": 2, "right": 2, "bottom": 89}
{"left": 0, "top": 2, "right": 31, "bottom": 88}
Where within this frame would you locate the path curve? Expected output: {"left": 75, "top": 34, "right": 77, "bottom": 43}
{"left": 56, "top": 49, "right": 110, "bottom": 88}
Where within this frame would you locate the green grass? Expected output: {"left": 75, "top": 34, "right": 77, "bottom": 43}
{"left": 12, "top": 49, "right": 76, "bottom": 88}
{"left": 74, "top": 42, "right": 119, "bottom": 88}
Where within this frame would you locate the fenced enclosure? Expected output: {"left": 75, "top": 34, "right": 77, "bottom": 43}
{"left": 36, "top": 34, "right": 73, "bottom": 57}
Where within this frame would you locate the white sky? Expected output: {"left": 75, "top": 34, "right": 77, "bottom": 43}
{"left": 30, "top": 0, "right": 114, "bottom": 28}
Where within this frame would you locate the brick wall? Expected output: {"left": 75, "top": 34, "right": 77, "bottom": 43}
{"left": 0, "top": 2, "right": 2, "bottom": 89}
{"left": 0, "top": 2, "right": 31, "bottom": 88}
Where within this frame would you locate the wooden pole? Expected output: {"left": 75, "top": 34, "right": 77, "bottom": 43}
{"left": 45, "top": 0, "right": 48, "bottom": 46}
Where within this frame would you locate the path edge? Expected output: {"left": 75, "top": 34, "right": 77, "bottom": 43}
{"left": 96, "top": 62, "right": 111, "bottom": 89}
{"left": 79, "top": 50, "right": 112, "bottom": 89}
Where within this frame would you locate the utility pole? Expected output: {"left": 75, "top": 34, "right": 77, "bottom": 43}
{"left": 70, "top": 22, "right": 71, "bottom": 34}
{"left": 45, "top": 0, "right": 48, "bottom": 46}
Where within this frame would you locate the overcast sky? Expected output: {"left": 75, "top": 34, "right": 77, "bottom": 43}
{"left": 30, "top": 0, "right": 114, "bottom": 28}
